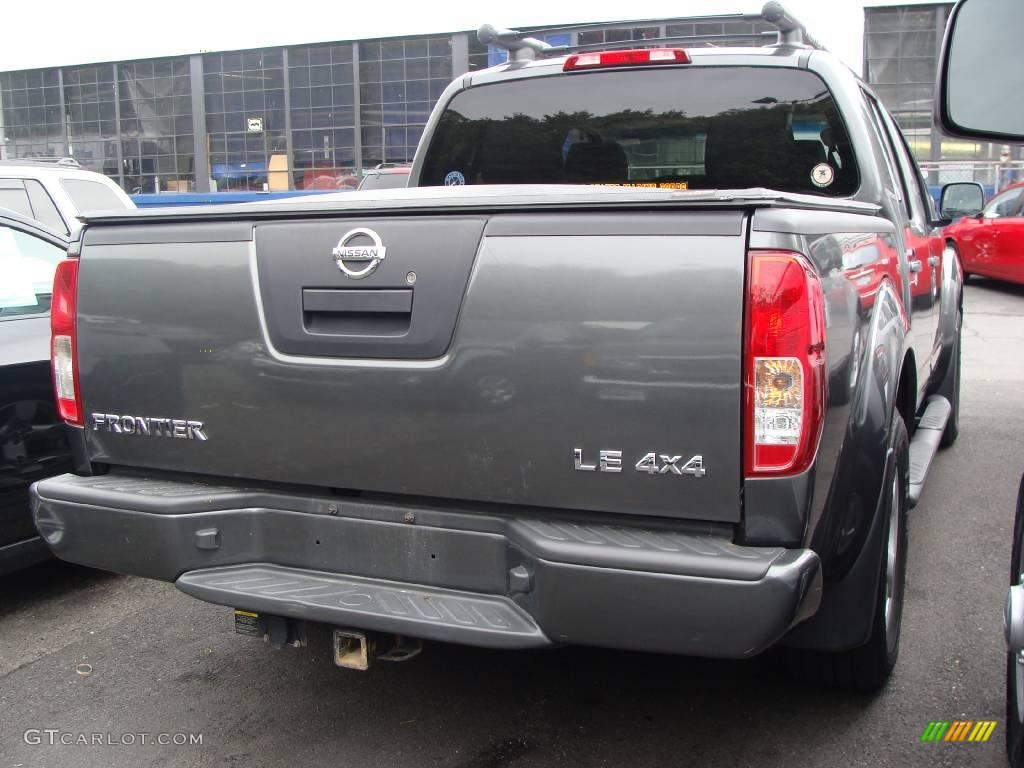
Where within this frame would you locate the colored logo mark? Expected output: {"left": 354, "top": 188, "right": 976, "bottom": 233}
{"left": 921, "top": 721, "right": 998, "bottom": 742}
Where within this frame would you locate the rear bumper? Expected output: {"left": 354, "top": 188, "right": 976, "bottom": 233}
{"left": 31, "top": 472, "right": 821, "bottom": 658}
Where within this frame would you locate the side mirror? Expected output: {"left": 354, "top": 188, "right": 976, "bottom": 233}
{"left": 940, "top": 182, "right": 985, "bottom": 220}
{"left": 936, "top": 0, "right": 1024, "bottom": 141}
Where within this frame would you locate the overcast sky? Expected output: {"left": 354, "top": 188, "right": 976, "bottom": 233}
{"left": 0, "top": 0, "right": 934, "bottom": 75}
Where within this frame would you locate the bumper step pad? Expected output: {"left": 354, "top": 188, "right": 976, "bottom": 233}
{"left": 177, "top": 564, "right": 549, "bottom": 649}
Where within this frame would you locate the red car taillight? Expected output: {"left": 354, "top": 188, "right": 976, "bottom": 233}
{"left": 744, "top": 250, "right": 826, "bottom": 477}
{"left": 51, "top": 258, "right": 82, "bottom": 426}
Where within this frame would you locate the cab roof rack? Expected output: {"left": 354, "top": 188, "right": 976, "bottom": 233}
{"left": 0, "top": 157, "right": 81, "bottom": 168}
{"left": 478, "top": 2, "right": 824, "bottom": 62}
{"left": 761, "top": 2, "right": 825, "bottom": 50}
{"left": 476, "top": 24, "right": 561, "bottom": 61}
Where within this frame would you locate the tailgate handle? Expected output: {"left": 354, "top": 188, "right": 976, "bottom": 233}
{"left": 302, "top": 289, "right": 412, "bottom": 314}
{"left": 301, "top": 289, "right": 413, "bottom": 337}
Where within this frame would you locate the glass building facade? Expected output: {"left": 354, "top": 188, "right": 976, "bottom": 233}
{"left": 864, "top": 3, "right": 952, "bottom": 162}
{"left": 1, "top": 31, "right": 468, "bottom": 193}
{"left": 203, "top": 49, "right": 285, "bottom": 192}
{"left": 0, "top": 15, "right": 778, "bottom": 194}
{"left": 118, "top": 58, "right": 195, "bottom": 193}
{"left": 62, "top": 64, "right": 117, "bottom": 180}
{"left": 0, "top": 68, "right": 63, "bottom": 159}
{"left": 3, "top": 6, "right": 987, "bottom": 194}
{"left": 287, "top": 44, "right": 355, "bottom": 190}
{"left": 358, "top": 36, "right": 453, "bottom": 171}
{"left": 864, "top": 1, "right": 1013, "bottom": 177}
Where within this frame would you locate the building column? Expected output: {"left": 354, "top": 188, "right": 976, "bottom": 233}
{"left": 189, "top": 55, "right": 210, "bottom": 193}
{"left": 352, "top": 42, "right": 363, "bottom": 175}
{"left": 0, "top": 87, "right": 6, "bottom": 161}
{"left": 451, "top": 32, "right": 469, "bottom": 77}
{"left": 58, "top": 68, "right": 69, "bottom": 157}
{"left": 111, "top": 63, "right": 126, "bottom": 190}
{"left": 282, "top": 48, "right": 295, "bottom": 190}
{"left": 928, "top": 4, "right": 945, "bottom": 182}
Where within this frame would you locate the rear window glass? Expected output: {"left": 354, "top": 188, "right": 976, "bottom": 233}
{"left": 0, "top": 179, "right": 33, "bottom": 218}
{"left": 60, "top": 178, "right": 128, "bottom": 213}
{"left": 420, "top": 66, "right": 859, "bottom": 197}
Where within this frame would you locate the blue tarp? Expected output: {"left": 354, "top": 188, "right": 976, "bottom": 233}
{"left": 131, "top": 190, "right": 339, "bottom": 207}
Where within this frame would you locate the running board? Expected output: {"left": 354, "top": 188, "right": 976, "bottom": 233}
{"left": 908, "top": 395, "right": 951, "bottom": 508}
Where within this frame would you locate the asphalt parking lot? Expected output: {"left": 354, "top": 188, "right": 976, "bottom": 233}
{"left": 1, "top": 278, "right": 1022, "bottom": 768}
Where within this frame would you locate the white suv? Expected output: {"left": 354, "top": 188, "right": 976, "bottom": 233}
{"left": 0, "top": 158, "right": 134, "bottom": 236}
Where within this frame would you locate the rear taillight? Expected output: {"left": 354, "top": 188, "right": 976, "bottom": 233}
{"left": 51, "top": 258, "right": 82, "bottom": 426}
{"left": 744, "top": 250, "right": 826, "bottom": 477}
{"left": 563, "top": 48, "right": 690, "bottom": 72}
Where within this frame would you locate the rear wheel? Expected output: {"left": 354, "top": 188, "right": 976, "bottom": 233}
{"left": 787, "top": 416, "right": 909, "bottom": 690}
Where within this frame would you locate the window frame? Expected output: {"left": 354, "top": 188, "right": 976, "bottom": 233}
{"left": 858, "top": 91, "right": 905, "bottom": 211}
{"left": 876, "top": 103, "right": 937, "bottom": 227}
{"left": 863, "top": 90, "right": 931, "bottom": 231}
{"left": 23, "top": 178, "right": 69, "bottom": 234}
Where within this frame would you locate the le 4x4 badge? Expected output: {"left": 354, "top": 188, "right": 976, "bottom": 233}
{"left": 573, "top": 449, "right": 706, "bottom": 477}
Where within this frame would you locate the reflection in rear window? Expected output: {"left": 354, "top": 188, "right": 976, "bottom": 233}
{"left": 61, "top": 178, "right": 128, "bottom": 213}
{"left": 358, "top": 171, "right": 411, "bottom": 191}
{"left": 420, "top": 66, "right": 859, "bottom": 197}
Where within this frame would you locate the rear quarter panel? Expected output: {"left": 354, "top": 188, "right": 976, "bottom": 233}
{"left": 746, "top": 210, "right": 906, "bottom": 568}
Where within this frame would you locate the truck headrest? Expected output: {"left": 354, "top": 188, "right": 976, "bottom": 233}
{"left": 564, "top": 142, "right": 628, "bottom": 184}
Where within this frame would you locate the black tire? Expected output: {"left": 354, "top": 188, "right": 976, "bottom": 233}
{"left": 1006, "top": 475, "right": 1024, "bottom": 767}
{"left": 938, "top": 309, "right": 962, "bottom": 448}
{"left": 787, "top": 417, "right": 910, "bottom": 691}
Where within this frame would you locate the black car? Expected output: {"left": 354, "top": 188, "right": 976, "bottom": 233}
{"left": 0, "top": 209, "right": 72, "bottom": 573}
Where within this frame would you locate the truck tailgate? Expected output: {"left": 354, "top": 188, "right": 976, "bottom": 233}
{"left": 76, "top": 209, "right": 746, "bottom": 522}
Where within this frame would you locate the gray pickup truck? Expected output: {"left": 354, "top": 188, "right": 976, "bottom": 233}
{"left": 32, "top": 5, "right": 965, "bottom": 690}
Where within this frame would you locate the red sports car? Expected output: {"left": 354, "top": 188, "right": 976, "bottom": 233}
{"left": 945, "top": 181, "right": 1024, "bottom": 285}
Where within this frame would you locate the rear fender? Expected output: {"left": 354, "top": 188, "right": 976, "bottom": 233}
{"left": 783, "top": 277, "right": 910, "bottom": 651}
{"left": 934, "top": 240, "right": 964, "bottom": 383}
